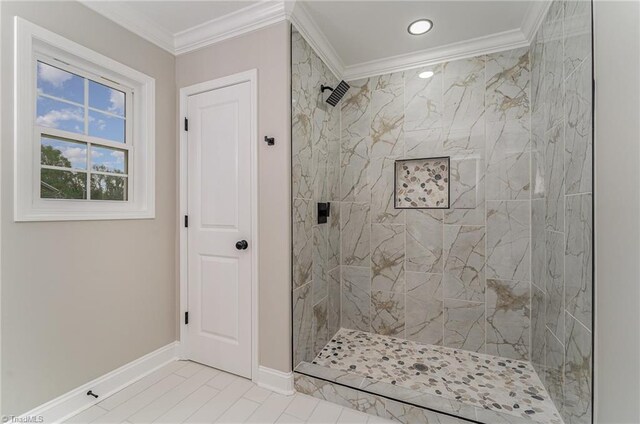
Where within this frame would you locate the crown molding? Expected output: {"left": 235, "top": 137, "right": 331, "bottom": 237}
{"left": 80, "top": 1, "right": 289, "bottom": 56}
{"left": 521, "top": 0, "right": 553, "bottom": 42}
{"left": 287, "top": 1, "right": 345, "bottom": 79}
{"left": 80, "top": 0, "right": 551, "bottom": 80}
{"left": 342, "top": 28, "right": 529, "bottom": 81}
{"left": 174, "top": 1, "right": 287, "bottom": 55}
{"left": 80, "top": 1, "right": 175, "bottom": 54}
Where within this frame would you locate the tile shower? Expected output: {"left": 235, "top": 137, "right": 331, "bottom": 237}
{"left": 292, "top": 1, "right": 592, "bottom": 422}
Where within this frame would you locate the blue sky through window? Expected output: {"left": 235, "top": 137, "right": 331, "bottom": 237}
{"left": 89, "top": 110, "right": 125, "bottom": 143}
{"left": 37, "top": 62, "right": 84, "bottom": 103}
{"left": 37, "top": 97, "right": 84, "bottom": 134}
{"left": 37, "top": 61, "right": 126, "bottom": 143}
{"left": 89, "top": 80, "right": 125, "bottom": 116}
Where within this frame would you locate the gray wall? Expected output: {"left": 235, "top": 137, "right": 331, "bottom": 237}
{"left": 175, "top": 21, "right": 292, "bottom": 375}
{"left": 1, "top": 1, "right": 177, "bottom": 415}
{"left": 594, "top": 1, "right": 640, "bottom": 423}
{"left": 529, "top": 1, "right": 593, "bottom": 423}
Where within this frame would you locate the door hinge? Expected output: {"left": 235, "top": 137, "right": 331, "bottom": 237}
{"left": 184, "top": 215, "right": 189, "bottom": 228}
{"left": 184, "top": 118, "right": 189, "bottom": 131}
{"left": 184, "top": 311, "right": 189, "bottom": 325}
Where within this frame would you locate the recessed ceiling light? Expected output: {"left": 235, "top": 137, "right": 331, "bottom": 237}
{"left": 408, "top": 19, "right": 433, "bottom": 35}
{"left": 418, "top": 71, "right": 434, "bottom": 79}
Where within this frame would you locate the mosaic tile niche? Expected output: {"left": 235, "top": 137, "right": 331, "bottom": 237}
{"left": 394, "top": 157, "right": 451, "bottom": 209}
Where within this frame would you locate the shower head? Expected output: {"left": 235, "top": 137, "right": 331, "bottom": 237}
{"left": 321, "top": 81, "right": 350, "bottom": 107}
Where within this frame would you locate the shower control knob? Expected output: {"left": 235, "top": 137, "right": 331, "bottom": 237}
{"left": 235, "top": 240, "right": 249, "bottom": 250}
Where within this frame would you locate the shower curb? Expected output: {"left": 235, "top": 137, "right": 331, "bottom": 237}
{"left": 294, "top": 372, "right": 482, "bottom": 424}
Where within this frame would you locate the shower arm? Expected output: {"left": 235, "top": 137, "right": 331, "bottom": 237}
{"left": 320, "top": 85, "right": 334, "bottom": 93}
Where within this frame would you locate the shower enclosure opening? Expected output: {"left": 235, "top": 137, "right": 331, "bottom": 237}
{"left": 291, "top": 2, "right": 593, "bottom": 422}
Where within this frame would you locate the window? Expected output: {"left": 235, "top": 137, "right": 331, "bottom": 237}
{"left": 37, "top": 61, "right": 131, "bottom": 202}
{"left": 15, "top": 18, "right": 155, "bottom": 221}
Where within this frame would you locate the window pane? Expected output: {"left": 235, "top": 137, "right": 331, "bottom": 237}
{"left": 36, "top": 96, "right": 84, "bottom": 134}
{"left": 41, "top": 168, "right": 87, "bottom": 199}
{"left": 41, "top": 136, "right": 87, "bottom": 170}
{"left": 91, "top": 174, "right": 127, "bottom": 201}
{"left": 89, "top": 110, "right": 125, "bottom": 143}
{"left": 89, "top": 80, "right": 125, "bottom": 117}
{"left": 91, "top": 145, "right": 127, "bottom": 174}
{"left": 37, "top": 61, "right": 84, "bottom": 104}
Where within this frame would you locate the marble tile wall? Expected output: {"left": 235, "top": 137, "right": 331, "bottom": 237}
{"left": 337, "top": 47, "right": 533, "bottom": 361}
{"left": 292, "top": 29, "right": 341, "bottom": 366}
{"left": 529, "top": 1, "right": 593, "bottom": 423}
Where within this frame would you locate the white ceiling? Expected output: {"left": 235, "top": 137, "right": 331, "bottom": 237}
{"left": 81, "top": 0, "right": 549, "bottom": 79}
{"left": 301, "top": 1, "right": 533, "bottom": 67}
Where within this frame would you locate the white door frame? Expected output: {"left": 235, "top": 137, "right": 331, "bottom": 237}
{"left": 178, "top": 69, "right": 259, "bottom": 382}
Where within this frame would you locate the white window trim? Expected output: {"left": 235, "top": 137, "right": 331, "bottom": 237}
{"left": 14, "top": 17, "right": 156, "bottom": 221}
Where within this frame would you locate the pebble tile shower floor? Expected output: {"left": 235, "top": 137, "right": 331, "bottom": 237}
{"left": 310, "top": 329, "right": 563, "bottom": 424}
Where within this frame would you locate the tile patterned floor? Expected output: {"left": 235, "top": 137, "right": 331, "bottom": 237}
{"left": 311, "top": 329, "right": 563, "bottom": 424}
{"left": 65, "top": 360, "right": 394, "bottom": 424}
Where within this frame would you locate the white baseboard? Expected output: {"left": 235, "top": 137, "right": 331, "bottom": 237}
{"left": 255, "top": 366, "right": 294, "bottom": 396}
{"left": 20, "top": 342, "right": 180, "bottom": 423}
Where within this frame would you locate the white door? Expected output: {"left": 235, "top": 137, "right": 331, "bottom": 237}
{"left": 187, "top": 80, "right": 253, "bottom": 378}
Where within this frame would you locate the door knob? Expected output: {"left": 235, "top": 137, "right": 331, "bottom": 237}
{"left": 235, "top": 240, "right": 249, "bottom": 250}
